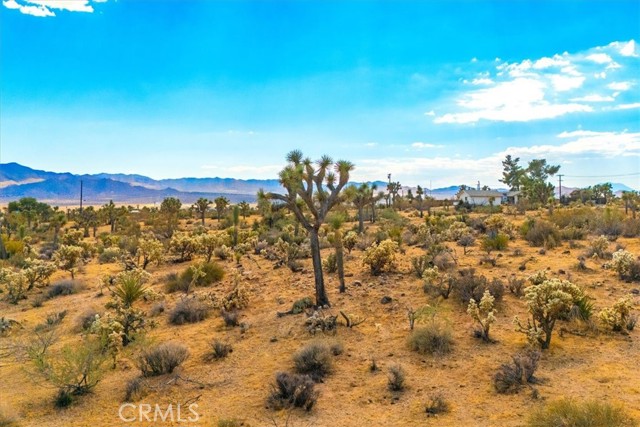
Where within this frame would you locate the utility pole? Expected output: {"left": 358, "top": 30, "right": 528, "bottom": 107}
{"left": 558, "top": 174, "right": 564, "bottom": 203}
{"left": 80, "top": 180, "right": 83, "bottom": 213}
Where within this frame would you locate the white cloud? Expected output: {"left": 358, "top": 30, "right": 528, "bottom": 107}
{"left": 3, "top": 0, "right": 107, "bottom": 16}
{"left": 586, "top": 53, "right": 613, "bottom": 64}
{"left": 614, "top": 103, "right": 640, "bottom": 110}
{"left": 424, "top": 110, "right": 435, "bottom": 117}
{"left": 569, "top": 94, "right": 614, "bottom": 102}
{"left": 411, "top": 142, "right": 443, "bottom": 149}
{"left": 3, "top": 0, "right": 53, "bottom": 16}
{"left": 434, "top": 78, "right": 592, "bottom": 124}
{"left": 433, "top": 40, "right": 639, "bottom": 124}
{"left": 610, "top": 40, "right": 638, "bottom": 57}
{"left": 608, "top": 81, "right": 632, "bottom": 91}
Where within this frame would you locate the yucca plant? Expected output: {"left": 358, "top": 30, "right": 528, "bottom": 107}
{"left": 111, "top": 270, "right": 150, "bottom": 307}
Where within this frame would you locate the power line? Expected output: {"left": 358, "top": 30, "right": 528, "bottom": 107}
{"left": 562, "top": 172, "right": 640, "bottom": 178}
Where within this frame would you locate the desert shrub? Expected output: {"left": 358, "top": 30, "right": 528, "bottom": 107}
{"left": 595, "top": 207, "right": 626, "bottom": 237}
{"left": 362, "top": 239, "right": 398, "bottom": 275}
{"left": 456, "top": 234, "right": 475, "bottom": 254}
{"left": 494, "top": 350, "right": 540, "bottom": 394}
{"left": 387, "top": 364, "right": 405, "bottom": 391}
{"left": 47, "top": 279, "right": 83, "bottom": 299}
{"left": 433, "top": 252, "right": 456, "bottom": 271}
{"left": 587, "top": 235, "right": 610, "bottom": 259}
{"left": 508, "top": 276, "right": 526, "bottom": 297}
{"left": 323, "top": 252, "right": 337, "bottom": 273}
{"left": 76, "top": 308, "right": 99, "bottom": 331}
{"left": 567, "top": 294, "right": 594, "bottom": 322}
{"left": 467, "top": 290, "right": 496, "bottom": 341}
{"left": 31, "top": 295, "right": 46, "bottom": 308}
{"left": 267, "top": 372, "right": 318, "bottom": 411}
{"left": 38, "top": 310, "right": 67, "bottom": 330}
{"left": 149, "top": 302, "right": 165, "bottom": 316}
{"left": 514, "top": 279, "right": 585, "bottom": 349}
{"left": 138, "top": 342, "right": 189, "bottom": 377}
{"left": 408, "top": 320, "right": 453, "bottom": 355}
{"left": 559, "top": 226, "right": 586, "bottom": 241}
{"left": 169, "top": 233, "right": 200, "bottom": 262}
{"left": 520, "top": 218, "right": 561, "bottom": 248}
{"left": 481, "top": 233, "right": 509, "bottom": 252}
{"left": 425, "top": 393, "right": 450, "bottom": 416}
{"left": 451, "top": 268, "right": 504, "bottom": 304}
{"left": 29, "top": 342, "right": 106, "bottom": 407}
{"left": 205, "top": 339, "right": 233, "bottom": 361}
{"left": 599, "top": 297, "right": 635, "bottom": 332}
{"left": 98, "top": 247, "right": 121, "bottom": 264}
{"left": 292, "top": 297, "right": 314, "bottom": 314}
{"left": 217, "top": 419, "right": 240, "bottom": 427}
{"left": 219, "top": 279, "right": 250, "bottom": 311}
{"left": 169, "top": 298, "right": 210, "bottom": 325}
{"left": 293, "top": 342, "right": 333, "bottom": 382}
{"left": 527, "top": 399, "right": 636, "bottom": 427}
{"left": 622, "top": 218, "right": 640, "bottom": 238}
{"left": 215, "top": 245, "right": 232, "bottom": 261}
{"left": 124, "top": 377, "right": 148, "bottom": 402}
{"left": 330, "top": 342, "right": 343, "bottom": 356}
{"left": 221, "top": 310, "right": 239, "bottom": 327}
{"left": 185, "top": 261, "right": 225, "bottom": 287}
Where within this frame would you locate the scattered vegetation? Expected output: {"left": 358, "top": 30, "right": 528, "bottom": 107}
{"left": 138, "top": 342, "right": 189, "bottom": 377}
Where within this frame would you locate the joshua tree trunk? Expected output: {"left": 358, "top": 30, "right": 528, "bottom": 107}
{"left": 357, "top": 206, "right": 364, "bottom": 233}
{"left": 336, "top": 238, "right": 345, "bottom": 293}
{"left": 309, "top": 229, "right": 329, "bottom": 306}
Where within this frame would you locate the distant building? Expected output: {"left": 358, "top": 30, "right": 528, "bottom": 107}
{"left": 458, "top": 189, "right": 520, "bottom": 206}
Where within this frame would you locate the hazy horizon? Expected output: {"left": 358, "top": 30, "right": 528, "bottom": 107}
{"left": 1, "top": 1, "right": 639, "bottom": 190}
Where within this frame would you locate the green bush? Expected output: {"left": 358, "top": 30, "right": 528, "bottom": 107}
{"left": 293, "top": 342, "right": 333, "bottom": 382}
{"left": 481, "top": 233, "right": 509, "bottom": 252}
{"left": 138, "top": 342, "right": 189, "bottom": 376}
{"left": 267, "top": 372, "right": 317, "bottom": 411}
{"left": 527, "top": 399, "right": 636, "bottom": 427}
{"left": 521, "top": 219, "right": 561, "bottom": 248}
{"left": 166, "top": 262, "right": 225, "bottom": 293}
{"left": 407, "top": 320, "right": 453, "bottom": 355}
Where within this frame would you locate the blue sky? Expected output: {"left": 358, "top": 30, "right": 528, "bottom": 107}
{"left": 1, "top": 0, "right": 639, "bottom": 189}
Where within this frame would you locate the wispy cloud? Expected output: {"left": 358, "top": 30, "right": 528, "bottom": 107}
{"left": 432, "top": 40, "right": 639, "bottom": 124}
{"left": 2, "top": 0, "right": 106, "bottom": 17}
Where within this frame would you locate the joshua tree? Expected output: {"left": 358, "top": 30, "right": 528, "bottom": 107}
{"left": 101, "top": 200, "right": 118, "bottom": 233}
{"left": 238, "top": 201, "right": 251, "bottom": 219}
{"left": 264, "top": 150, "right": 354, "bottom": 306}
{"left": 193, "top": 198, "right": 211, "bottom": 226}
{"left": 327, "top": 213, "right": 347, "bottom": 293}
{"left": 160, "top": 197, "right": 182, "bottom": 237}
{"left": 345, "top": 183, "right": 372, "bottom": 233}
{"left": 214, "top": 197, "right": 230, "bottom": 222}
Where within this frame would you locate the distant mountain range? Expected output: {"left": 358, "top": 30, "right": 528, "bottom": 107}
{"left": 0, "top": 163, "right": 636, "bottom": 206}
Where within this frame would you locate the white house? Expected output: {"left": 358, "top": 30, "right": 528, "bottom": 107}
{"left": 458, "top": 189, "right": 520, "bottom": 206}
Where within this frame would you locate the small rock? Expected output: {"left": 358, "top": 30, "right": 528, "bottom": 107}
{"left": 380, "top": 296, "right": 393, "bottom": 304}
{"left": 270, "top": 337, "right": 278, "bottom": 343}
{"left": 631, "top": 289, "right": 639, "bottom": 295}
{"left": 558, "top": 269, "right": 566, "bottom": 275}
{"left": 354, "top": 280, "right": 362, "bottom": 287}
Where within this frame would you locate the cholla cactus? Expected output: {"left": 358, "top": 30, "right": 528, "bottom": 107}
{"left": 169, "top": 233, "right": 200, "bottom": 262}
{"left": 589, "top": 235, "right": 610, "bottom": 259}
{"left": 22, "top": 258, "right": 56, "bottom": 290}
{"left": 53, "top": 245, "right": 84, "bottom": 279}
{"left": 467, "top": 290, "right": 496, "bottom": 341}
{"left": 422, "top": 266, "right": 440, "bottom": 285}
{"left": 136, "top": 235, "right": 164, "bottom": 269}
{"left": 89, "top": 313, "right": 124, "bottom": 368}
{"left": 606, "top": 250, "right": 635, "bottom": 279}
{"left": 363, "top": 239, "right": 398, "bottom": 276}
{"left": 528, "top": 270, "right": 548, "bottom": 286}
{"left": 343, "top": 231, "right": 358, "bottom": 254}
{"left": 484, "top": 214, "right": 516, "bottom": 238}
{"left": 514, "top": 278, "right": 584, "bottom": 349}
{"left": 0, "top": 269, "right": 28, "bottom": 304}
{"left": 445, "top": 221, "right": 472, "bottom": 242}
{"left": 599, "top": 296, "right": 634, "bottom": 332}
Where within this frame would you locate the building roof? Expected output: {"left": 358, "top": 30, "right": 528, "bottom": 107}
{"left": 461, "top": 189, "right": 504, "bottom": 198}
